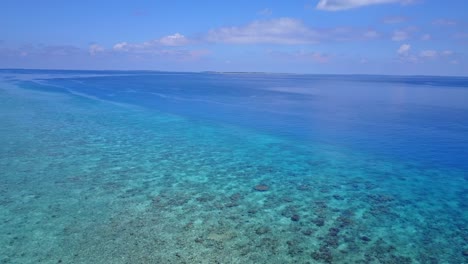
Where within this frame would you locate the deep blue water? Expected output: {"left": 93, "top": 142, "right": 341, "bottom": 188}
{"left": 16, "top": 71, "right": 468, "bottom": 170}
{"left": 1, "top": 69, "right": 467, "bottom": 263}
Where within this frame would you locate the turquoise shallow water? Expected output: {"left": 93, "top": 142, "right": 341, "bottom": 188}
{"left": 0, "top": 70, "right": 467, "bottom": 263}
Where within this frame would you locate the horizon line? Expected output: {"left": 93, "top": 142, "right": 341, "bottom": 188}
{"left": 1, "top": 68, "right": 467, "bottom": 78}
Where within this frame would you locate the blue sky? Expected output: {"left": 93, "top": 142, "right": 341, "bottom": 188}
{"left": 1, "top": 0, "right": 467, "bottom": 75}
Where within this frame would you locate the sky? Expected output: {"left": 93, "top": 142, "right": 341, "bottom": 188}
{"left": 1, "top": 0, "right": 467, "bottom": 76}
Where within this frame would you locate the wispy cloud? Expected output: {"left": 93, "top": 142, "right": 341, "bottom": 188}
{"left": 382, "top": 16, "right": 408, "bottom": 24}
{"left": 363, "top": 30, "right": 380, "bottom": 39}
{"left": 103, "top": 32, "right": 208, "bottom": 61}
{"left": 0, "top": 44, "right": 83, "bottom": 59}
{"left": 113, "top": 42, "right": 130, "bottom": 51}
{"left": 205, "top": 18, "right": 320, "bottom": 44}
{"left": 397, "top": 44, "right": 411, "bottom": 55}
{"left": 419, "top": 49, "right": 455, "bottom": 59}
{"left": 148, "top": 49, "right": 210, "bottom": 61}
{"left": 397, "top": 44, "right": 456, "bottom": 63}
{"left": 432, "top": 19, "right": 457, "bottom": 26}
{"left": 454, "top": 32, "right": 468, "bottom": 40}
{"left": 316, "top": 0, "right": 415, "bottom": 11}
{"left": 89, "top": 44, "right": 105, "bottom": 56}
{"left": 115, "top": 20, "right": 321, "bottom": 48}
{"left": 441, "top": 50, "right": 453, "bottom": 56}
{"left": 40, "top": 45, "right": 81, "bottom": 56}
{"left": 391, "top": 27, "right": 417, "bottom": 41}
{"left": 268, "top": 50, "right": 331, "bottom": 63}
{"left": 159, "top": 33, "right": 189, "bottom": 46}
{"left": 258, "top": 8, "right": 272, "bottom": 16}
{"left": 113, "top": 33, "right": 190, "bottom": 52}
{"left": 204, "top": 18, "right": 381, "bottom": 44}
{"left": 112, "top": 43, "right": 208, "bottom": 61}
{"left": 392, "top": 30, "right": 409, "bottom": 41}
{"left": 396, "top": 43, "right": 419, "bottom": 63}
{"left": 421, "top": 34, "right": 431, "bottom": 41}
{"left": 419, "top": 50, "right": 437, "bottom": 58}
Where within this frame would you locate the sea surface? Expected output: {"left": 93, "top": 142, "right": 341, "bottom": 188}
{"left": 0, "top": 69, "right": 467, "bottom": 263}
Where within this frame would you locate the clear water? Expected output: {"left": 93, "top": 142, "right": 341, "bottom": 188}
{"left": 0, "top": 69, "right": 467, "bottom": 263}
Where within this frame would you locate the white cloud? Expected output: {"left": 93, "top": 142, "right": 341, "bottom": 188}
{"left": 442, "top": 50, "right": 453, "bottom": 56}
{"left": 421, "top": 34, "right": 431, "bottom": 41}
{"left": 397, "top": 46, "right": 456, "bottom": 63}
{"left": 206, "top": 18, "right": 320, "bottom": 44}
{"left": 113, "top": 42, "right": 130, "bottom": 51}
{"left": 159, "top": 33, "right": 188, "bottom": 46}
{"left": 1, "top": 45, "right": 82, "bottom": 58}
{"left": 397, "top": 44, "right": 411, "bottom": 55}
{"left": 382, "top": 16, "right": 407, "bottom": 24}
{"left": 417, "top": 49, "right": 454, "bottom": 59}
{"left": 111, "top": 20, "right": 382, "bottom": 49}
{"left": 432, "top": 19, "right": 457, "bottom": 26}
{"left": 258, "top": 8, "right": 272, "bottom": 16}
{"left": 392, "top": 30, "right": 409, "bottom": 41}
{"left": 113, "top": 33, "right": 190, "bottom": 53}
{"left": 454, "top": 32, "right": 468, "bottom": 40}
{"left": 417, "top": 49, "right": 455, "bottom": 60}
{"left": 41, "top": 45, "right": 81, "bottom": 56}
{"left": 316, "top": 0, "right": 415, "bottom": 11}
{"left": 110, "top": 34, "right": 208, "bottom": 61}
{"left": 268, "top": 49, "right": 331, "bottom": 63}
{"left": 205, "top": 18, "right": 380, "bottom": 44}
{"left": 89, "top": 44, "right": 104, "bottom": 55}
{"left": 363, "top": 30, "right": 379, "bottom": 39}
{"left": 420, "top": 50, "right": 437, "bottom": 58}
{"left": 397, "top": 47, "right": 418, "bottom": 63}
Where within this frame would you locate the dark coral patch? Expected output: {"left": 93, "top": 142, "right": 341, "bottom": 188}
{"left": 254, "top": 184, "right": 269, "bottom": 191}
{"left": 291, "top": 214, "right": 300, "bottom": 221}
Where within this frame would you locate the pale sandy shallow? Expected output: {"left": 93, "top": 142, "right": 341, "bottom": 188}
{"left": 0, "top": 82, "right": 467, "bottom": 263}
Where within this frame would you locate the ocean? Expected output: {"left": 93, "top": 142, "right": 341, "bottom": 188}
{"left": 0, "top": 69, "right": 467, "bottom": 263}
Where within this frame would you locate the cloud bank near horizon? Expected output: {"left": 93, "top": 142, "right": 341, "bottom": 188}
{"left": 0, "top": 1, "right": 466, "bottom": 75}
{"left": 316, "top": 0, "right": 415, "bottom": 11}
